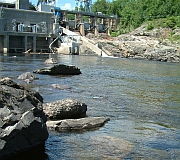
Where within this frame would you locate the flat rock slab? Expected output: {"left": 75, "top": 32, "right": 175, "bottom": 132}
{"left": 33, "top": 64, "right": 81, "bottom": 75}
{"left": 46, "top": 117, "right": 110, "bottom": 131}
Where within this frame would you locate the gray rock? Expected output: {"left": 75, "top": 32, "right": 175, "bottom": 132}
{"left": 0, "top": 77, "right": 48, "bottom": 159}
{"left": 90, "top": 33, "right": 180, "bottom": 62}
{"left": 43, "top": 98, "right": 87, "bottom": 120}
{"left": 46, "top": 117, "right": 110, "bottom": 131}
{"left": 18, "top": 72, "right": 38, "bottom": 83}
{"left": 33, "top": 64, "right": 81, "bottom": 75}
{"left": 144, "top": 47, "right": 178, "bottom": 62}
{"left": 89, "top": 135, "right": 133, "bottom": 159}
{"left": 44, "top": 58, "right": 57, "bottom": 64}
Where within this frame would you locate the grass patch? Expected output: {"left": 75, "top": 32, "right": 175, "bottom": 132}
{"left": 169, "top": 35, "right": 180, "bottom": 43}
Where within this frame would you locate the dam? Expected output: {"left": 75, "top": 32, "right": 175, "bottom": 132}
{"left": 0, "top": 0, "right": 118, "bottom": 54}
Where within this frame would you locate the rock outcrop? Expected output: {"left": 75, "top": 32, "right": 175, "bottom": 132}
{"left": 43, "top": 98, "right": 87, "bottom": 120}
{"left": 86, "top": 28, "right": 180, "bottom": 62}
{"left": 46, "top": 117, "right": 110, "bottom": 131}
{"left": 98, "top": 34, "right": 180, "bottom": 62}
{"left": 33, "top": 64, "right": 81, "bottom": 75}
{"left": 0, "top": 77, "right": 48, "bottom": 159}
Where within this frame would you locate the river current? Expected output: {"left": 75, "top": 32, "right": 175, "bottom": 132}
{"left": 0, "top": 53, "right": 180, "bottom": 159}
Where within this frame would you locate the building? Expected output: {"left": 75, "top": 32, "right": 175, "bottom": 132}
{"left": 0, "top": 0, "right": 55, "bottom": 53}
{"left": 0, "top": 0, "right": 118, "bottom": 54}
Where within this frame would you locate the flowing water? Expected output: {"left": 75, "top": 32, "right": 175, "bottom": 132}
{"left": 0, "top": 53, "right": 180, "bottom": 159}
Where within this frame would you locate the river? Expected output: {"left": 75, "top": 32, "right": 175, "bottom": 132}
{"left": 0, "top": 53, "right": 180, "bottom": 159}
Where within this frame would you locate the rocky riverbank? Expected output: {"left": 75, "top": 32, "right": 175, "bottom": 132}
{"left": 86, "top": 26, "right": 180, "bottom": 62}
{"left": 0, "top": 76, "right": 110, "bottom": 159}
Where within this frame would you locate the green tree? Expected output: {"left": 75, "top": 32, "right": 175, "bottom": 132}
{"left": 92, "top": 0, "right": 110, "bottom": 14}
{"left": 92, "top": 0, "right": 180, "bottom": 34}
{"left": 108, "top": 0, "right": 123, "bottom": 17}
{"left": 29, "top": 2, "right": 36, "bottom": 10}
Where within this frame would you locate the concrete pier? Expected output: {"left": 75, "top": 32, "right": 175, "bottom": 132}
{"left": 33, "top": 36, "right": 36, "bottom": 52}
{"left": 3, "top": 35, "right": 9, "bottom": 53}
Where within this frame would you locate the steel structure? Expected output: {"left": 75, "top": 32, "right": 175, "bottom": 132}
{"left": 75, "top": 0, "right": 92, "bottom": 12}
{"left": 38, "top": 0, "right": 56, "bottom": 6}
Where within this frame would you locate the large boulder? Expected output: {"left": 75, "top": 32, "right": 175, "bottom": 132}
{"left": 43, "top": 98, "right": 87, "bottom": 120}
{"left": 0, "top": 77, "right": 48, "bottom": 159}
{"left": 33, "top": 64, "right": 81, "bottom": 75}
{"left": 46, "top": 117, "right": 110, "bottom": 131}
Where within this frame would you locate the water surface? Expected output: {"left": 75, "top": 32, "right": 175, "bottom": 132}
{"left": 0, "top": 53, "right": 180, "bottom": 159}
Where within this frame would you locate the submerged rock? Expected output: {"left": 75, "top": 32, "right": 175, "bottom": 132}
{"left": 33, "top": 64, "right": 81, "bottom": 75}
{"left": 18, "top": 72, "right": 38, "bottom": 83}
{"left": 43, "top": 98, "right": 87, "bottom": 120}
{"left": 0, "top": 77, "right": 48, "bottom": 159}
{"left": 46, "top": 117, "right": 110, "bottom": 131}
{"left": 44, "top": 58, "right": 57, "bottom": 64}
{"left": 89, "top": 135, "right": 133, "bottom": 159}
{"left": 51, "top": 84, "right": 72, "bottom": 90}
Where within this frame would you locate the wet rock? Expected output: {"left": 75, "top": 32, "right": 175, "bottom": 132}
{"left": 46, "top": 117, "right": 110, "bottom": 131}
{"left": 44, "top": 58, "right": 57, "bottom": 64}
{"left": 43, "top": 98, "right": 87, "bottom": 120}
{"left": 0, "top": 77, "right": 48, "bottom": 159}
{"left": 33, "top": 64, "right": 81, "bottom": 75}
{"left": 18, "top": 72, "right": 38, "bottom": 83}
{"left": 89, "top": 135, "right": 133, "bottom": 159}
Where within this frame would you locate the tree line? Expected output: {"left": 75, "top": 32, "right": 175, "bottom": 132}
{"left": 92, "top": 0, "right": 180, "bottom": 33}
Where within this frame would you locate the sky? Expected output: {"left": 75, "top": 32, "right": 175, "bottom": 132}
{"left": 0, "top": 0, "right": 89, "bottom": 10}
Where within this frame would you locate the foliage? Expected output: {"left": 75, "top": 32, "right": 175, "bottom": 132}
{"left": 67, "top": 14, "right": 75, "bottom": 20}
{"left": 146, "top": 16, "right": 180, "bottom": 30}
{"left": 145, "top": 17, "right": 180, "bottom": 42}
{"left": 169, "top": 35, "right": 180, "bottom": 43}
{"left": 29, "top": 2, "right": 36, "bottom": 11}
{"left": 147, "top": 23, "right": 154, "bottom": 30}
{"left": 92, "top": 0, "right": 110, "bottom": 14}
{"left": 110, "top": 31, "right": 120, "bottom": 37}
{"left": 92, "top": 0, "right": 180, "bottom": 34}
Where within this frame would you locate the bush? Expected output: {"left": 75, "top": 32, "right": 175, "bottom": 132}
{"left": 176, "top": 16, "right": 180, "bottom": 28}
{"left": 147, "top": 23, "right": 154, "bottom": 30}
{"left": 110, "top": 31, "right": 120, "bottom": 37}
{"left": 166, "top": 17, "right": 176, "bottom": 28}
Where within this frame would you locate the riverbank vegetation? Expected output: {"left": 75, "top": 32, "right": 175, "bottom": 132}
{"left": 92, "top": 0, "right": 180, "bottom": 39}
